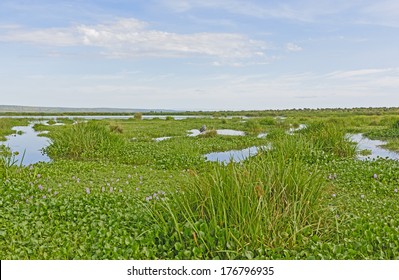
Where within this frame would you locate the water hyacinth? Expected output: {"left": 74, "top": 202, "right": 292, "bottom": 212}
{"left": 328, "top": 173, "right": 337, "bottom": 180}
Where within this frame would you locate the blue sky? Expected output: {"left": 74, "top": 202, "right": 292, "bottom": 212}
{"left": 1, "top": 0, "right": 399, "bottom": 110}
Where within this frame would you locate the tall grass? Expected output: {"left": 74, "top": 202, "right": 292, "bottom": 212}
{"left": 44, "top": 121, "right": 126, "bottom": 161}
{"left": 149, "top": 134, "right": 331, "bottom": 258}
{"left": 300, "top": 121, "right": 356, "bottom": 158}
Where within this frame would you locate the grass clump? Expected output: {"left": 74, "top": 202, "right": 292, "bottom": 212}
{"left": 300, "top": 122, "right": 356, "bottom": 158}
{"left": 150, "top": 135, "right": 330, "bottom": 259}
{"left": 198, "top": 129, "right": 217, "bottom": 138}
{"left": 44, "top": 121, "right": 126, "bottom": 161}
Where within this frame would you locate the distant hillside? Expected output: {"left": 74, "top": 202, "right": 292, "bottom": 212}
{"left": 0, "top": 105, "right": 177, "bottom": 114}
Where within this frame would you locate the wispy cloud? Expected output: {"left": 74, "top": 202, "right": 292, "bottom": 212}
{"left": 159, "top": 0, "right": 399, "bottom": 27}
{"left": 286, "top": 42, "right": 303, "bottom": 52}
{"left": 0, "top": 18, "right": 268, "bottom": 61}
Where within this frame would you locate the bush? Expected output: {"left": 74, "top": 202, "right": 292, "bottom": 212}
{"left": 134, "top": 112, "right": 143, "bottom": 120}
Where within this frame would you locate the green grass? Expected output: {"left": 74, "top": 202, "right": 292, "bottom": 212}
{"left": 1, "top": 113, "right": 399, "bottom": 259}
{"left": 148, "top": 134, "right": 331, "bottom": 259}
{"left": 44, "top": 121, "right": 127, "bottom": 161}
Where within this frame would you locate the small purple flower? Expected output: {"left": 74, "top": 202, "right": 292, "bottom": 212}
{"left": 360, "top": 194, "right": 365, "bottom": 199}
{"left": 119, "top": 189, "right": 122, "bottom": 193}
{"left": 42, "top": 195, "right": 46, "bottom": 199}
{"left": 86, "top": 188, "right": 90, "bottom": 194}
{"left": 394, "top": 189, "right": 398, "bottom": 193}
{"left": 29, "top": 165, "right": 33, "bottom": 170}
{"left": 128, "top": 174, "right": 132, "bottom": 178}
{"left": 54, "top": 192, "right": 58, "bottom": 196}
{"left": 110, "top": 187, "right": 113, "bottom": 193}
{"left": 37, "top": 174, "right": 41, "bottom": 178}
{"left": 373, "top": 173, "right": 378, "bottom": 179}
{"left": 77, "top": 178, "right": 80, "bottom": 183}
{"left": 38, "top": 184, "right": 43, "bottom": 190}
{"left": 332, "top": 194, "right": 336, "bottom": 198}
{"left": 145, "top": 195, "right": 152, "bottom": 202}
{"left": 136, "top": 188, "right": 139, "bottom": 191}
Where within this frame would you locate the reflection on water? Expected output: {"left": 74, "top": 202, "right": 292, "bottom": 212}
{"left": 0, "top": 115, "right": 211, "bottom": 120}
{"left": 349, "top": 133, "right": 399, "bottom": 160}
{"left": 0, "top": 123, "right": 51, "bottom": 166}
{"left": 216, "top": 129, "right": 245, "bottom": 136}
{"left": 154, "top": 136, "right": 172, "bottom": 142}
{"left": 205, "top": 145, "right": 269, "bottom": 164}
{"left": 187, "top": 129, "right": 246, "bottom": 137}
{"left": 287, "top": 124, "right": 307, "bottom": 135}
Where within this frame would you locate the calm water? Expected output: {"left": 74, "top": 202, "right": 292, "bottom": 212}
{"left": 0, "top": 123, "right": 51, "bottom": 166}
{"left": 205, "top": 145, "right": 269, "bottom": 164}
{"left": 0, "top": 115, "right": 213, "bottom": 120}
{"left": 349, "top": 133, "right": 399, "bottom": 160}
{"left": 187, "top": 129, "right": 246, "bottom": 137}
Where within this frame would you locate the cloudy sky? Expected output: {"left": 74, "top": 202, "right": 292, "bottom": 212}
{"left": 1, "top": 0, "right": 399, "bottom": 110}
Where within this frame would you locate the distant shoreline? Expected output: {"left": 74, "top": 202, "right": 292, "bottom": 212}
{"left": 1, "top": 106, "right": 399, "bottom": 117}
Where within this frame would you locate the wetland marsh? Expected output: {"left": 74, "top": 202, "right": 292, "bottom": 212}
{"left": 1, "top": 108, "right": 399, "bottom": 260}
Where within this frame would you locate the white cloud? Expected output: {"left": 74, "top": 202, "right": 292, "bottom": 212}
{"left": 326, "top": 68, "right": 399, "bottom": 80}
{"left": 0, "top": 18, "right": 269, "bottom": 61}
{"left": 286, "top": 42, "right": 303, "bottom": 52}
{"left": 160, "top": 0, "right": 399, "bottom": 27}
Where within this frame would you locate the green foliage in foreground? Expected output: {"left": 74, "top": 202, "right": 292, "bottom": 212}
{"left": 1, "top": 115, "right": 399, "bottom": 259}
{"left": 149, "top": 135, "right": 330, "bottom": 259}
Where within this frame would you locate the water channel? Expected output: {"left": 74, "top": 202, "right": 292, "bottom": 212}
{"left": 0, "top": 123, "right": 51, "bottom": 166}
